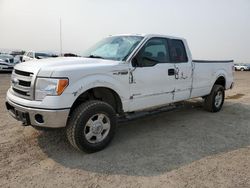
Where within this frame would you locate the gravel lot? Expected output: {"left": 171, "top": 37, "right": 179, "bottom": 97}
{"left": 0, "top": 71, "right": 250, "bottom": 188}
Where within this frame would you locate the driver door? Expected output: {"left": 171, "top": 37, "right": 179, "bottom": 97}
{"left": 129, "top": 37, "right": 176, "bottom": 111}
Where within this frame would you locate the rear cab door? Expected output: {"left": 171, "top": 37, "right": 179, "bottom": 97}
{"left": 168, "top": 39, "right": 193, "bottom": 101}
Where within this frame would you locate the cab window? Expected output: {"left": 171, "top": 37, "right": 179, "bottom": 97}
{"left": 135, "top": 38, "right": 170, "bottom": 67}
{"left": 168, "top": 39, "right": 188, "bottom": 63}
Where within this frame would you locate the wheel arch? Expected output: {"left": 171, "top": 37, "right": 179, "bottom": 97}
{"left": 214, "top": 75, "right": 226, "bottom": 88}
{"left": 207, "top": 73, "right": 226, "bottom": 95}
{"left": 69, "top": 86, "right": 124, "bottom": 116}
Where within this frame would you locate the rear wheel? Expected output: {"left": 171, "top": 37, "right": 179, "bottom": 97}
{"left": 241, "top": 68, "right": 244, "bottom": 71}
{"left": 204, "top": 85, "right": 225, "bottom": 112}
{"left": 66, "top": 100, "right": 117, "bottom": 153}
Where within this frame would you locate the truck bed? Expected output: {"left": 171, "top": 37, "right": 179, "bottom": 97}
{"left": 191, "top": 60, "right": 234, "bottom": 98}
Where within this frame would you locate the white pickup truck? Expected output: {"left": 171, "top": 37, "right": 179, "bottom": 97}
{"left": 6, "top": 34, "right": 234, "bottom": 152}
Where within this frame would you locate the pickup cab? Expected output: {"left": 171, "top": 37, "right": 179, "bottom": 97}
{"left": 6, "top": 34, "right": 234, "bottom": 152}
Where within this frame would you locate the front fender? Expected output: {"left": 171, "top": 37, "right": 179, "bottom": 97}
{"left": 62, "top": 73, "right": 130, "bottom": 110}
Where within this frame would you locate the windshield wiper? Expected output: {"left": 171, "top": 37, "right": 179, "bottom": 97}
{"left": 87, "top": 55, "right": 104, "bottom": 59}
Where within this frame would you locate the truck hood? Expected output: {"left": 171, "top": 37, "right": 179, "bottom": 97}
{"left": 14, "top": 57, "right": 121, "bottom": 77}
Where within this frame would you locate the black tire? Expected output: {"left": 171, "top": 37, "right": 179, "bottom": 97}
{"left": 240, "top": 68, "right": 244, "bottom": 71}
{"left": 66, "top": 100, "right": 117, "bottom": 153}
{"left": 204, "top": 84, "right": 225, "bottom": 112}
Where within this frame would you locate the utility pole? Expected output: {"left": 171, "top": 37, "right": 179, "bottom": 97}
{"left": 59, "top": 18, "right": 63, "bottom": 56}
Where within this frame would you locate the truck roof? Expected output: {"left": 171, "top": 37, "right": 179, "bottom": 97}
{"left": 110, "top": 34, "right": 185, "bottom": 41}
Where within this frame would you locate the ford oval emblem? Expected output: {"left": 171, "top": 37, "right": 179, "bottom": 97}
{"left": 11, "top": 78, "right": 19, "bottom": 86}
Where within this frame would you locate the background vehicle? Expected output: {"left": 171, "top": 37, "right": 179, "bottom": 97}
{"left": 0, "top": 59, "right": 14, "bottom": 71}
{"left": 63, "top": 53, "right": 78, "bottom": 57}
{"left": 247, "top": 64, "right": 250, "bottom": 70}
{"left": 10, "top": 50, "right": 26, "bottom": 62}
{"left": 234, "top": 64, "right": 250, "bottom": 71}
{"left": 0, "top": 54, "right": 18, "bottom": 71}
{"left": 22, "top": 51, "right": 58, "bottom": 62}
{"left": 6, "top": 34, "right": 234, "bottom": 153}
{"left": 0, "top": 54, "right": 15, "bottom": 64}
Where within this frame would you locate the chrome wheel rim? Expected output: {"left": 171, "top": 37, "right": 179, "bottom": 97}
{"left": 214, "top": 91, "right": 223, "bottom": 108}
{"left": 84, "top": 113, "right": 111, "bottom": 144}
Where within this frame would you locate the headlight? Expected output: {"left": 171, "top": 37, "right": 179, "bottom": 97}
{"left": 35, "top": 78, "right": 69, "bottom": 100}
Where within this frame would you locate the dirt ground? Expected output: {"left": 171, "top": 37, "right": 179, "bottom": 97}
{"left": 0, "top": 71, "right": 250, "bottom": 188}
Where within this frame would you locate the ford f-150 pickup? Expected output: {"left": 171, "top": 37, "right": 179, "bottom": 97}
{"left": 6, "top": 34, "right": 234, "bottom": 152}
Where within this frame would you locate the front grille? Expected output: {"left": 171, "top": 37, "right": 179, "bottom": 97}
{"left": 14, "top": 69, "right": 32, "bottom": 76}
{"left": 12, "top": 88, "right": 30, "bottom": 96}
{"left": 19, "top": 80, "right": 31, "bottom": 87}
{"left": 11, "top": 69, "right": 34, "bottom": 100}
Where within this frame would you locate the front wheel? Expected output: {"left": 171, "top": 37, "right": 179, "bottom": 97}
{"left": 204, "top": 85, "right": 225, "bottom": 112}
{"left": 66, "top": 100, "right": 117, "bottom": 153}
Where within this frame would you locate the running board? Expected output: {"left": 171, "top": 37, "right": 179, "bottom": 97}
{"left": 118, "top": 103, "right": 184, "bottom": 123}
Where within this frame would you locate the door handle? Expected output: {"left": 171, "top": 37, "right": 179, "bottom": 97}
{"left": 168, "top": 69, "right": 175, "bottom": 76}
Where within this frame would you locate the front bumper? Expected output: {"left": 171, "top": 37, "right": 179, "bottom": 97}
{"left": 0, "top": 65, "right": 13, "bottom": 71}
{"left": 6, "top": 98, "right": 70, "bottom": 128}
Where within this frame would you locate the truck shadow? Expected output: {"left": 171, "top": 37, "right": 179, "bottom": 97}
{"left": 37, "top": 100, "right": 250, "bottom": 177}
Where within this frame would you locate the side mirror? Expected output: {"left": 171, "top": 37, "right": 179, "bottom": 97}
{"left": 131, "top": 57, "right": 139, "bottom": 67}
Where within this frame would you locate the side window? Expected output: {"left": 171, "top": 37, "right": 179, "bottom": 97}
{"left": 168, "top": 39, "right": 188, "bottom": 63}
{"left": 136, "top": 38, "right": 170, "bottom": 67}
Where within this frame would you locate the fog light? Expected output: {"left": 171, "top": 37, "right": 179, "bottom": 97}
{"left": 35, "top": 114, "right": 44, "bottom": 124}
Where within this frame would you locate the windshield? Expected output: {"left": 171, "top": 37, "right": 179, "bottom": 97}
{"left": 83, "top": 36, "right": 143, "bottom": 61}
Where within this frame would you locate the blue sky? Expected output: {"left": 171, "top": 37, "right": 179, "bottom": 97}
{"left": 0, "top": 0, "right": 249, "bottom": 63}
